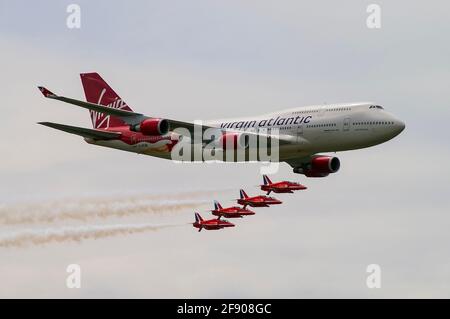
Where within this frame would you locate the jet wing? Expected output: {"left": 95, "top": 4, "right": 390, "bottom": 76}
{"left": 38, "top": 122, "right": 121, "bottom": 140}
{"left": 38, "top": 86, "right": 207, "bottom": 132}
{"left": 38, "top": 86, "right": 298, "bottom": 145}
{"left": 38, "top": 87, "right": 146, "bottom": 125}
{"left": 166, "top": 119, "right": 298, "bottom": 146}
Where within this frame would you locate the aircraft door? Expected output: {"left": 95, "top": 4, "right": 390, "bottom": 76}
{"left": 343, "top": 118, "right": 350, "bottom": 132}
{"left": 297, "top": 125, "right": 304, "bottom": 143}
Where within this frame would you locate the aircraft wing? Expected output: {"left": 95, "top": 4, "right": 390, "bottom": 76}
{"left": 38, "top": 86, "right": 298, "bottom": 145}
{"left": 165, "top": 119, "right": 298, "bottom": 145}
{"left": 38, "top": 122, "right": 121, "bottom": 140}
{"left": 38, "top": 87, "right": 146, "bottom": 124}
{"left": 38, "top": 86, "right": 211, "bottom": 132}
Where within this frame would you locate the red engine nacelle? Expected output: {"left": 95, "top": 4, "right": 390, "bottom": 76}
{"left": 132, "top": 118, "right": 169, "bottom": 136}
{"left": 293, "top": 156, "right": 340, "bottom": 177}
{"left": 219, "top": 133, "right": 249, "bottom": 150}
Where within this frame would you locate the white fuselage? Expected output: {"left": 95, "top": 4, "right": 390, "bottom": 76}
{"left": 87, "top": 102, "right": 405, "bottom": 162}
{"left": 206, "top": 102, "right": 405, "bottom": 160}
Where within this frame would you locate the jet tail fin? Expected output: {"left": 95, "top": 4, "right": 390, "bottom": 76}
{"left": 262, "top": 175, "right": 272, "bottom": 185}
{"left": 194, "top": 213, "right": 203, "bottom": 222}
{"left": 239, "top": 189, "right": 249, "bottom": 199}
{"left": 80, "top": 72, "right": 134, "bottom": 129}
{"left": 214, "top": 200, "right": 223, "bottom": 210}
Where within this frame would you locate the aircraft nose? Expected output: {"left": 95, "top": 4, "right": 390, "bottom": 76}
{"left": 395, "top": 119, "right": 406, "bottom": 134}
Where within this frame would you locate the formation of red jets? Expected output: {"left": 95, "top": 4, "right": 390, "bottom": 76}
{"left": 193, "top": 175, "right": 307, "bottom": 232}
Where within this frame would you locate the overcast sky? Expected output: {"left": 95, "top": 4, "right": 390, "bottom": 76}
{"left": 0, "top": 0, "right": 449, "bottom": 298}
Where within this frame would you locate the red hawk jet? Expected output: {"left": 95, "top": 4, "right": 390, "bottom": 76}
{"left": 260, "top": 175, "right": 307, "bottom": 195}
{"left": 211, "top": 200, "right": 255, "bottom": 218}
{"left": 237, "top": 189, "right": 282, "bottom": 209}
{"left": 193, "top": 213, "right": 235, "bottom": 232}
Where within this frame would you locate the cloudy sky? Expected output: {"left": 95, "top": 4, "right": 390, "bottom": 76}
{"left": 0, "top": 0, "right": 449, "bottom": 298}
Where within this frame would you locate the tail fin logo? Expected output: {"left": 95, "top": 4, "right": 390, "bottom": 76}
{"left": 80, "top": 73, "right": 133, "bottom": 129}
{"left": 90, "top": 89, "right": 129, "bottom": 129}
{"left": 240, "top": 189, "right": 248, "bottom": 199}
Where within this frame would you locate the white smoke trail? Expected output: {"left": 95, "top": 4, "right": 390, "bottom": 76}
{"left": 0, "top": 222, "right": 189, "bottom": 248}
{"left": 0, "top": 199, "right": 208, "bottom": 225}
{"left": 0, "top": 188, "right": 234, "bottom": 226}
{"left": 119, "top": 188, "right": 234, "bottom": 201}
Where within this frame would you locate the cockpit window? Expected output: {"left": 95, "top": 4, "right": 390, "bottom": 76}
{"left": 369, "top": 105, "right": 384, "bottom": 110}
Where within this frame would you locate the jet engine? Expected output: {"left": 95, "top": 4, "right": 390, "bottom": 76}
{"left": 293, "top": 155, "right": 340, "bottom": 177}
{"left": 131, "top": 118, "right": 169, "bottom": 136}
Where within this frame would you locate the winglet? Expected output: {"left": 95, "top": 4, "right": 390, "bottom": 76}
{"left": 38, "top": 86, "right": 56, "bottom": 98}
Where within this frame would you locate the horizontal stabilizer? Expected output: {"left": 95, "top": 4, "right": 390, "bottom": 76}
{"left": 38, "top": 122, "right": 121, "bottom": 140}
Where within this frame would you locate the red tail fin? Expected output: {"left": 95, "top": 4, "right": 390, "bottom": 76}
{"left": 263, "top": 175, "right": 272, "bottom": 185}
{"left": 80, "top": 73, "right": 133, "bottom": 129}
{"left": 195, "top": 213, "right": 204, "bottom": 222}
{"left": 214, "top": 200, "right": 223, "bottom": 210}
{"left": 239, "top": 189, "right": 249, "bottom": 199}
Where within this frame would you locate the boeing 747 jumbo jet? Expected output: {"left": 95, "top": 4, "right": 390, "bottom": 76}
{"left": 38, "top": 73, "right": 405, "bottom": 177}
